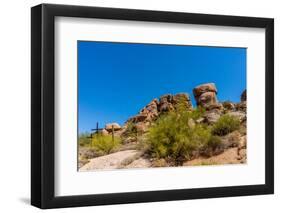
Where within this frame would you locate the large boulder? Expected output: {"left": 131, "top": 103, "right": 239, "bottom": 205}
{"left": 105, "top": 123, "right": 122, "bottom": 132}
{"left": 226, "top": 111, "right": 246, "bottom": 122}
{"left": 158, "top": 94, "right": 174, "bottom": 113}
{"left": 204, "top": 111, "right": 221, "bottom": 124}
{"left": 193, "top": 83, "right": 218, "bottom": 107}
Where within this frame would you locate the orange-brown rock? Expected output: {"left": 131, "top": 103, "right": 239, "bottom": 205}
{"left": 193, "top": 83, "right": 218, "bottom": 107}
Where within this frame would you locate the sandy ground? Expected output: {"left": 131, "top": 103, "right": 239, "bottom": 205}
{"left": 80, "top": 147, "right": 246, "bottom": 171}
{"left": 183, "top": 147, "right": 246, "bottom": 166}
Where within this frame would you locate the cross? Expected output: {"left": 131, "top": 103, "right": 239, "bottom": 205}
{"left": 87, "top": 122, "right": 103, "bottom": 139}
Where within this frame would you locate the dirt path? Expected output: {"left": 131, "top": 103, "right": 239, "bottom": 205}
{"left": 79, "top": 150, "right": 142, "bottom": 171}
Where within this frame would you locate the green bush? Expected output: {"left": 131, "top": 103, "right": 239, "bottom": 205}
{"left": 145, "top": 108, "right": 212, "bottom": 165}
{"left": 91, "top": 134, "right": 121, "bottom": 155}
{"left": 212, "top": 114, "right": 240, "bottom": 136}
{"left": 123, "top": 121, "right": 138, "bottom": 137}
{"left": 78, "top": 132, "right": 91, "bottom": 147}
{"left": 207, "top": 135, "right": 222, "bottom": 149}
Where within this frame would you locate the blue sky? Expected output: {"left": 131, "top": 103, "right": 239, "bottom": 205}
{"left": 78, "top": 41, "right": 246, "bottom": 133}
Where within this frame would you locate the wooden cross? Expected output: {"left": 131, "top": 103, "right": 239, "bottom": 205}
{"left": 87, "top": 122, "right": 103, "bottom": 139}
{"left": 87, "top": 122, "right": 115, "bottom": 144}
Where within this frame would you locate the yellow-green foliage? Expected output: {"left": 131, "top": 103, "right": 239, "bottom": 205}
{"left": 146, "top": 108, "right": 213, "bottom": 165}
{"left": 212, "top": 114, "right": 240, "bottom": 136}
{"left": 91, "top": 134, "right": 121, "bottom": 155}
{"left": 124, "top": 121, "right": 138, "bottom": 136}
{"left": 78, "top": 132, "right": 91, "bottom": 147}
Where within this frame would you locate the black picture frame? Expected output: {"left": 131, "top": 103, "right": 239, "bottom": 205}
{"left": 31, "top": 3, "right": 274, "bottom": 209}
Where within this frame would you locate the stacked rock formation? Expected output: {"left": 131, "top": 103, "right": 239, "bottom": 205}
{"left": 102, "top": 83, "right": 246, "bottom": 137}
{"left": 125, "top": 93, "right": 192, "bottom": 133}
{"left": 193, "top": 83, "right": 218, "bottom": 108}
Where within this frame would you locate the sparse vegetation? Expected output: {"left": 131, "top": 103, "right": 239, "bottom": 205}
{"left": 212, "top": 114, "right": 240, "bottom": 136}
{"left": 78, "top": 132, "right": 91, "bottom": 147}
{"left": 144, "top": 102, "right": 218, "bottom": 165}
{"left": 91, "top": 134, "right": 121, "bottom": 155}
{"left": 79, "top": 87, "right": 246, "bottom": 170}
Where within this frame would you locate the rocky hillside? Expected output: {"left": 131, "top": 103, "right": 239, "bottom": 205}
{"left": 79, "top": 83, "right": 247, "bottom": 170}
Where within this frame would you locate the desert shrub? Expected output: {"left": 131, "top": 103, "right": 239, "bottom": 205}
{"left": 122, "top": 121, "right": 138, "bottom": 140}
{"left": 145, "top": 108, "right": 212, "bottom": 165}
{"left": 78, "top": 132, "right": 91, "bottom": 147}
{"left": 91, "top": 134, "right": 121, "bottom": 155}
{"left": 212, "top": 114, "right": 240, "bottom": 136}
{"left": 207, "top": 135, "right": 222, "bottom": 149}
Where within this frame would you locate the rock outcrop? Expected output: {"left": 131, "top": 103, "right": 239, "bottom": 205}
{"left": 80, "top": 83, "right": 248, "bottom": 170}
{"left": 126, "top": 93, "right": 192, "bottom": 133}
{"left": 193, "top": 83, "right": 218, "bottom": 107}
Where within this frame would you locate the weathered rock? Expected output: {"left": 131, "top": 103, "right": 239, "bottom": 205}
{"left": 220, "top": 131, "right": 241, "bottom": 149}
{"left": 139, "top": 98, "right": 159, "bottom": 121}
{"left": 238, "top": 135, "right": 247, "bottom": 149}
{"left": 105, "top": 123, "right": 122, "bottom": 132}
{"left": 135, "top": 122, "right": 148, "bottom": 133}
{"left": 222, "top": 101, "right": 235, "bottom": 111}
{"left": 236, "top": 102, "right": 247, "bottom": 112}
{"left": 227, "top": 111, "right": 246, "bottom": 122}
{"left": 204, "top": 111, "right": 221, "bottom": 124}
{"left": 193, "top": 83, "right": 218, "bottom": 107}
{"left": 237, "top": 148, "right": 247, "bottom": 161}
{"left": 172, "top": 93, "right": 193, "bottom": 110}
{"left": 158, "top": 94, "right": 174, "bottom": 113}
{"left": 128, "top": 114, "right": 147, "bottom": 123}
{"left": 101, "top": 129, "right": 109, "bottom": 135}
{"left": 193, "top": 83, "right": 217, "bottom": 97}
{"left": 205, "top": 103, "right": 223, "bottom": 111}
{"left": 241, "top": 89, "right": 246, "bottom": 102}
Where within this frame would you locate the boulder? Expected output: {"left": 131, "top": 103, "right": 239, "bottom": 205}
{"left": 220, "top": 131, "right": 241, "bottom": 149}
{"left": 127, "top": 114, "right": 147, "bottom": 123}
{"left": 193, "top": 83, "right": 218, "bottom": 107}
{"left": 241, "top": 89, "right": 246, "bottom": 102}
{"left": 204, "top": 111, "right": 221, "bottom": 124}
{"left": 205, "top": 103, "right": 223, "bottom": 111}
{"left": 135, "top": 122, "right": 149, "bottom": 133}
{"left": 172, "top": 93, "right": 193, "bottom": 110}
{"left": 158, "top": 94, "right": 174, "bottom": 113}
{"left": 193, "top": 83, "right": 217, "bottom": 97}
{"left": 227, "top": 111, "right": 246, "bottom": 122}
{"left": 236, "top": 102, "right": 247, "bottom": 112}
{"left": 105, "top": 123, "right": 122, "bottom": 132}
{"left": 100, "top": 129, "right": 109, "bottom": 135}
{"left": 222, "top": 101, "right": 235, "bottom": 111}
{"left": 139, "top": 99, "right": 159, "bottom": 121}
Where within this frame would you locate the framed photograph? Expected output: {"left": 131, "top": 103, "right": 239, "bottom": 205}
{"left": 31, "top": 3, "right": 274, "bottom": 209}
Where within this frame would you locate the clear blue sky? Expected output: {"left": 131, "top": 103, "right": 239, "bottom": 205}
{"left": 78, "top": 41, "right": 246, "bottom": 133}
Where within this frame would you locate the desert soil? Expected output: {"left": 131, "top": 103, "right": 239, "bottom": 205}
{"left": 183, "top": 147, "right": 246, "bottom": 166}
